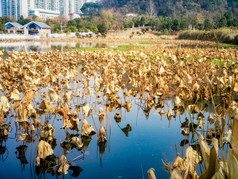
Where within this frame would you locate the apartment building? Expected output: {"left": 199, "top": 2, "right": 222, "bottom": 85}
{"left": 0, "top": 0, "right": 28, "bottom": 19}
{"left": 0, "top": 0, "right": 99, "bottom": 20}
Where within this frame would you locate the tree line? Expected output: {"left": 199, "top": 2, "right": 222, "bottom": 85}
{"left": 0, "top": 5, "right": 237, "bottom": 35}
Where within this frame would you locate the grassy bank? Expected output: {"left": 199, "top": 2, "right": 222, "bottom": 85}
{"left": 178, "top": 29, "right": 238, "bottom": 44}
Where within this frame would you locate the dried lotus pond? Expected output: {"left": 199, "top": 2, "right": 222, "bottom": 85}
{"left": 0, "top": 44, "right": 238, "bottom": 179}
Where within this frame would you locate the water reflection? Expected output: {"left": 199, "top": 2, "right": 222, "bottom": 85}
{"left": 0, "top": 93, "right": 222, "bottom": 179}
{"left": 0, "top": 124, "right": 10, "bottom": 162}
{"left": 0, "top": 49, "right": 233, "bottom": 179}
{"left": 0, "top": 41, "right": 107, "bottom": 52}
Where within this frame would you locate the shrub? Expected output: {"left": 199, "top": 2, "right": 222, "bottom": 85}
{"left": 178, "top": 29, "right": 238, "bottom": 44}
{"left": 163, "top": 29, "right": 169, "bottom": 35}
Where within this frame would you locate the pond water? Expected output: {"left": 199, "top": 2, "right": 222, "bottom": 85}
{"left": 0, "top": 41, "right": 107, "bottom": 52}
{"left": 0, "top": 87, "right": 218, "bottom": 179}
{"left": 0, "top": 46, "right": 229, "bottom": 179}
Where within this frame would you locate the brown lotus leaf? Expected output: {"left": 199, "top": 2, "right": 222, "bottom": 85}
{"left": 0, "top": 83, "right": 5, "bottom": 92}
{"left": 30, "top": 124, "right": 35, "bottom": 132}
{"left": 159, "top": 110, "right": 165, "bottom": 115}
{"left": 27, "top": 104, "right": 36, "bottom": 118}
{"left": 0, "top": 109, "right": 4, "bottom": 125}
{"left": 197, "top": 133, "right": 210, "bottom": 169}
{"left": 167, "top": 108, "right": 173, "bottom": 118}
{"left": 114, "top": 113, "right": 121, "bottom": 120}
{"left": 97, "top": 127, "right": 107, "bottom": 142}
{"left": 10, "top": 89, "right": 21, "bottom": 101}
{"left": 47, "top": 88, "right": 58, "bottom": 102}
{"left": 63, "top": 91, "right": 74, "bottom": 103}
{"left": 42, "top": 124, "right": 55, "bottom": 139}
{"left": 234, "top": 83, "right": 238, "bottom": 93}
{"left": 147, "top": 168, "right": 156, "bottom": 179}
{"left": 71, "top": 136, "right": 83, "bottom": 149}
{"left": 81, "top": 119, "right": 96, "bottom": 136}
{"left": 58, "top": 155, "right": 70, "bottom": 175}
{"left": 16, "top": 133, "right": 31, "bottom": 142}
{"left": 68, "top": 111, "right": 79, "bottom": 130}
{"left": 123, "top": 101, "right": 132, "bottom": 112}
{"left": 231, "top": 108, "right": 238, "bottom": 160}
{"left": 37, "top": 140, "right": 54, "bottom": 160}
{"left": 0, "top": 96, "right": 10, "bottom": 113}
{"left": 82, "top": 103, "right": 90, "bottom": 117}
{"left": 76, "top": 89, "right": 83, "bottom": 97}
{"left": 174, "top": 96, "right": 183, "bottom": 108}
{"left": 98, "top": 107, "right": 104, "bottom": 117}
{"left": 180, "top": 128, "right": 189, "bottom": 135}
{"left": 185, "top": 146, "right": 201, "bottom": 168}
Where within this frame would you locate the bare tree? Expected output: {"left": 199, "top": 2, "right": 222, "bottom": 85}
{"left": 147, "top": 0, "right": 157, "bottom": 17}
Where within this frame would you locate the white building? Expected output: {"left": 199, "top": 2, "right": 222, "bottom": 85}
{"left": 29, "top": 0, "right": 60, "bottom": 19}
{"left": 0, "top": 1, "right": 2, "bottom": 17}
{"left": 61, "top": 0, "right": 98, "bottom": 19}
{"left": 0, "top": 0, "right": 28, "bottom": 19}
{"left": 0, "top": 0, "right": 100, "bottom": 20}
{"left": 29, "top": 9, "right": 60, "bottom": 19}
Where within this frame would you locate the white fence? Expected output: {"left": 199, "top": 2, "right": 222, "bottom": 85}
{"left": 49, "top": 32, "right": 95, "bottom": 38}
{"left": 0, "top": 34, "right": 41, "bottom": 40}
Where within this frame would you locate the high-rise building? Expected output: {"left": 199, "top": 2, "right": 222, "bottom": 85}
{"left": 69, "top": 0, "right": 75, "bottom": 13}
{"left": 0, "top": 0, "right": 100, "bottom": 20}
{"left": 75, "top": 0, "right": 84, "bottom": 14}
{"left": 28, "top": 0, "right": 60, "bottom": 19}
{"left": 0, "top": 1, "right": 2, "bottom": 17}
{"left": 33, "top": 0, "right": 60, "bottom": 11}
{"left": 28, "top": 0, "right": 35, "bottom": 10}
{"left": 19, "top": 0, "right": 28, "bottom": 18}
{"left": 0, "top": 0, "right": 28, "bottom": 19}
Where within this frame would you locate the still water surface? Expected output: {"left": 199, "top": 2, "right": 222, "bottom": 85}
{"left": 0, "top": 98, "right": 213, "bottom": 179}
{"left": 0, "top": 41, "right": 107, "bottom": 52}
{"left": 0, "top": 43, "right": 214, "bottom": 179}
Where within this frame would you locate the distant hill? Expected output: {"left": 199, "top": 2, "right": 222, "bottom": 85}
{"left": 102, "top": 0, "right": 238, "bottom": 18}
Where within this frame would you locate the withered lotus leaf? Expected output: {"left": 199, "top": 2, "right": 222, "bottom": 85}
{"left": 37, "top": 140, "right": 54, "bottom": 159}
{"left": 0, "top": 44, "right": 237, "bottom": 178}
{"left": 167, "top": 109, "right": 172, "bottom": 118}
{"left": 82, "top": 103, "right": 90, "bottom": 117}
{"left": 0, "top": 96, "right": 10, "bottom": 113}
{"left": 98, "top": 107, "right": 104, "bottom": 117}
{"left": 58, "top": 155, "right": 70, "bottom": 175}
{"left": 47, "top": 88, "right": 58, "bottom": 102}
{"left": 70, "top": 137, "right": 83, "bottom": 149}
{"left": 197, "top": 133, "right": 210, "bottom": 169}
{"left": 147, "top": 168, "right": 156, "bottom": 179}
{"left": 174, "top": 96, "right": 183, "bottom": 108}
{"left": 81, "top": 119, "right": 96, "bottom": 136}
{"left": 10, "top": 89, "right": 21, "bottom": 101}
{"left": 97, "top": 127, "right": 107, "bottom": 142}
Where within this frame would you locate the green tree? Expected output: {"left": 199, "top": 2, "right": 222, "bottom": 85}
{"left": 67, "top": 20, "right": 77, "bottom": 27}
{"left": 129, "top": 21, "right": 134, "bottom": 28}
{"left": 17, "top": 16, "right": 30, "bottom": 25}
{"left": 180, "top": 18, "right": 189, "bottom": 30}
{"left": 81, "top": 2, "right": 102, "bottom": 15}
{"left": 97, "top": 23, "right": 107, "bottom": 37}
{"left": 68, "top": 26, "right": 77, "bottom": 32}
{"left": 53, "top": 24, "right": 61, "bottom": 33}
{"left": 140, "top": 16, "right": 146, "bottom": 27}
{"left": 0, "top": 17, "right": 10, "bottom": 31}
{"left": 99, "top": 10, "right": 115, "bottom": 30}
{"left": 86, "top": 23, "right": 98, "bottom": 33}
{"left": 172, "top": 19, "right": 180, "bottom": 31}
{"left": 218, "top": 16, "right": 227, "bottom": 28}
{"left": 224, "top": 11, "right": 234, "bottom": 26}
{"left": 204, "top": 18, "right": 214, "bottom": 30}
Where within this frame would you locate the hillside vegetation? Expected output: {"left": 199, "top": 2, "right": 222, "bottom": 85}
{"left": 102, "top": 0, "right": 238, "bottom": 18}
